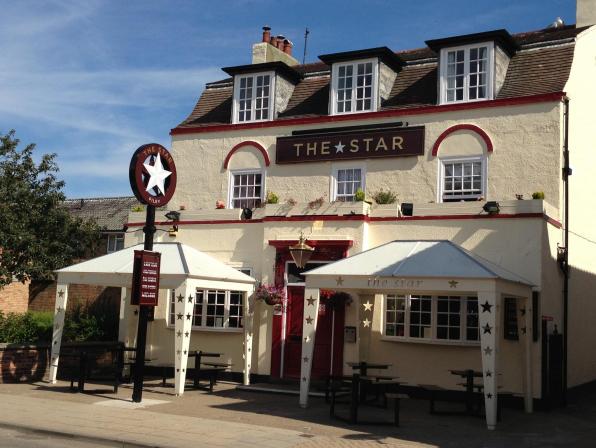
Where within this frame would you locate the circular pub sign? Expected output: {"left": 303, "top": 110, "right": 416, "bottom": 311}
{"left": 129, "top": 143, "right": 177, "bottom": 207}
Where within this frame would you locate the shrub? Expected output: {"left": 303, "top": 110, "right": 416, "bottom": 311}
{"left": 266, "top": 191, "right": 279, "bottom": 204}
{"left": 373, "top": 189, "right": 397, "bottom": 204}
{"left": 0, "top": 311, "right": 53, "bottom": 344}
{"left": 354, "top": 188, "right": 366, "bottom": 202}
{"left": 532, "top": 191, "right": 545, "bottom": 200}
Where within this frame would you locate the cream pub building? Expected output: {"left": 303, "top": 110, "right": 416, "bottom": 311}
{"left": 118, "top": 4, "right": 596, "bottom": 429}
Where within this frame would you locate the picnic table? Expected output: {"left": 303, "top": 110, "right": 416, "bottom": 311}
{"left": 189, "top": 351, "right": 232, "bottom": 392}
{"left": 347, "top": 362, "right": 391, "bottom": 402}
{"left": 329, "top": 371, "right": 402, "bottom": 426}
{"left": 450, "top": 369, "right": 483, "bottom": 415}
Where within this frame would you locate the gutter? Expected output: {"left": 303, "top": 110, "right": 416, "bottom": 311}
{"left": 561, "top": 96, "right": 570, "bottom": 404}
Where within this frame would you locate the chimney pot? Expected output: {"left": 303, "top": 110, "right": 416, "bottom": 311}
{"left": 276, "top": 35, "right": 285, "bottom": 50}
{"left": 262, "top": 25, "right": 271, "bottom": 43}
{"left": 283, "top": 39, "right": 293, "bottom": 55}
{"left": 270, "top": 35, "right": 278, "bottom": 47}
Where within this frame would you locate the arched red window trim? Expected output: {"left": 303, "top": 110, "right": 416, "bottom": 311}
{"left": 432, "top": 124, "right": 493, "bottom": 157}
{"left": 223, "top": 140, "right": 271, "bottom": 169}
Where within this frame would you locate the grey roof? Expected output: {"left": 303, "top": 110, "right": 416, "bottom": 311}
{"left": 304, "top": 240, "right": 533, "bottom": 286}
{"left": 64, "top": 196, "right": 139, "bottom": 232}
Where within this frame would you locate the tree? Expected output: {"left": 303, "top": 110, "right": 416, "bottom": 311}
{"left": 0, "top": 130, "right": 100, "bottom": 288}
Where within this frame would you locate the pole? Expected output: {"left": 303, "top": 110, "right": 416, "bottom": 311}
{"left": 132, "top": 205, "right": 156, "bottom": 402}
{"left": 562, "top": 97, "right": 570, "bottom": 405}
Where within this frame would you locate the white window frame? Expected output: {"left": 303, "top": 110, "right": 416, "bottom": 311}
{"left": 168, "top": 289, "right": 244, "bottom": 333}
{"left": 228, "top": 169, "right": 265, "bottom": 209}
{"left": 382, "top": 294, "right": 480, "bottom": 345}
{"left": 439, "top": 42, "right": 494, "bottom": 104}
{"left": 106, "top": 233, "right": 124, "bottom": 253}
{"left": 330, "top": 58, "right": 379, "bottom": 115}
{"left": 232, "top": 71, "right": 275, "bottom": 124}
{"left": 437, "top": 155, "right": 487, "bottom": 203}
{"left": 330, "top": 163, "right": 366, "bottom": 202}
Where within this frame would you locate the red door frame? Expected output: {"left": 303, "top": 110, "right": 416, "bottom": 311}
{"left": 268, "top": 239, "right": 352, "bottom": 379}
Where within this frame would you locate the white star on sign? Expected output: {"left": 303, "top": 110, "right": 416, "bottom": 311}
{"left": 362, "top": 318, "right": 371, "bottom": 328}
{"left": 334, "top": 142, "right": 345, "bottom": 153}
{"left": 363, "top": 301, "right": 373, "bottom": 311}
{"left": 144, "top": 153, "right": 171, "bottom": 195}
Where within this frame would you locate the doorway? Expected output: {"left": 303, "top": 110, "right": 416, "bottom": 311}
{"left": 282, "top": 262, "right": 345, "bottom": 379}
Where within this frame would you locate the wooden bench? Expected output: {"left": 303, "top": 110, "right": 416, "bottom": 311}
{"left": 419, "top": 384, "right": 450, "bottom": 414}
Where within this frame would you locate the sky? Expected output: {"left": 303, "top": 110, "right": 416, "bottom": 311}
{"left": 0, "top": 0, "right": 576, "bottom": 198}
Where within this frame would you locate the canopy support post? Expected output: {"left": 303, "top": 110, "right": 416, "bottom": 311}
{"left": 49, "top": 283, "right": 69, "bottom": 383}
{"left": 243, "top": 290, "right": 254, "bottom": 386}
{"left": 174, "top": 281, "right": 195, "bottom": 396}
{"left": 479, "top": 290, "right": 500, "bottom": 430}
{"left": 299, "top": 287, "right": 320, "bottom": 407}
{"left": 518, "top": 295, "right": 534, "bottom": 413}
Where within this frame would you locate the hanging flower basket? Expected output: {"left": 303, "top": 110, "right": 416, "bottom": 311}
{"left": 320, "top": 290, "right": 353, "bottom": 308}
{"left": 255, "top": 284, "right": 285, "bottom": 306}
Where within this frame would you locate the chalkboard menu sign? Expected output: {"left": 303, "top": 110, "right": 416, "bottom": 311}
{"left": 503, "top": 297, "right": 519, "bottom": 340}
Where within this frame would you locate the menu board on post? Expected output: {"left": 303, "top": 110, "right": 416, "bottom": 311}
{"left": 131, "top": 250, "right": 161, "bottom": 306}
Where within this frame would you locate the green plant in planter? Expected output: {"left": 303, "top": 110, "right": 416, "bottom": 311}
{"left": 373, "top": 189, "right": 397, "bottom": 204}
{"left": 532, "top": 191, "right": 545, "bottom": 200}
{"left": 266, "top": 191, "right": 279, "bottom": 204}
{"left": 354, "top": 188, "right": 366, "bottom": 202}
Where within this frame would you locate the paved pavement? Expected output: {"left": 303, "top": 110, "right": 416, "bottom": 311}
{"left": 1, "top": 380, "right": 596, "bottom": 447}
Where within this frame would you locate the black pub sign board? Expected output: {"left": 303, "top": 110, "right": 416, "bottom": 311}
{"left": 131, "top": 250, "right": 161, "bottom": 306}
{"left": 276, "top": 126, "right": 425, "bottom": 164}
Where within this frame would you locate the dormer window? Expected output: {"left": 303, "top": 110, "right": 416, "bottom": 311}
{"left": 427, "top": 30, "right": 518, "bottom": 106}
{"left": 320, "top": 47, "right": 404, "bottom": 117}
{"left": 223, "top": 61, "right": 301, "bottom": 125}
{"left": 332, "top": 59, "right": 378, "bottom": 115}
{"left": 234, "top": 72, "right": 275, "bottom": 123}
{"left": 439, "top": 43, "right": 494, "bottom": 104}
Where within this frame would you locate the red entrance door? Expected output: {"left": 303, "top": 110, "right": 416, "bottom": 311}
{"left": 283, "top": 286, "right": 344, "bottom": 379}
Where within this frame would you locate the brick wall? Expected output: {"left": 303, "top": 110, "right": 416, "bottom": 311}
{"left": 0, "top": 344, "right": 50, "bottom": 383}
{"left": 28, "top": 281, "right": 121, "bottom": 313}
{"left": 0, "top": 280, "right": 30, "bottom": 314}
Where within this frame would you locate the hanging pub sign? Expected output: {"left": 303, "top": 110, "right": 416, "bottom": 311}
{"left": 129, "top": 143, "right": 177, "bottom": 207}
{"left": 275, "top": 126, "right": 425, "bottom": 164}
{"left": 131, "top": 250, "right": 161, "bottom": 306}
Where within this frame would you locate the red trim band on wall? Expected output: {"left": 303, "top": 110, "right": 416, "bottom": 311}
{"left": 432, "top": 124, "right": 493, "bottom": 157}
{"left": 171, "top": 92, "right": 565, "bottom": 136}
{"left": 223, "top": 140, "right": 270, "bottom": 169}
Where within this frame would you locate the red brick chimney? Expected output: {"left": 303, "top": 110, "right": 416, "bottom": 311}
{"left": 283, "top": 39, "right": 293, "bottom": 55}
{"left": 262, "top": 26, "right": 271, "bottom": 43}
{"left": 276, "top": 35, "right": 285, "bottom": 51}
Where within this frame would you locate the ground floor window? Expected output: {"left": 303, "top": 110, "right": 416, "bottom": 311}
{"left": 384, "top": 294, "right": 479, "bottom": 343}
{"left": 169, "top": 289, "right": 244, "bottom": 329}
{"left": 106, "top": 233, "right": 124, "bottom": 253}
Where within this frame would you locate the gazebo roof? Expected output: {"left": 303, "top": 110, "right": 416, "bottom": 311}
{"left": 304, "top": 240, "right": 533, "bottom": 286}
{"left": 56, "top": 242, "right": 255, "bottom": 288}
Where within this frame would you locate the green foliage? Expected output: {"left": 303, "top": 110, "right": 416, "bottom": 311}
{"left": 373, "top": 189, "right": 397, "bottom": 204}
{"left": 532, "top": 191, "right": 545, "bottom": 200}
{"left": 0, "top": 301, "right": 118, "bottom": 344}
{"left": 131, "top": 204, "right": 144, "bottom": 212}
{"left": 266, "top": 191, "right": 279, "bottom": 204}
{"left": 0, "top": 311, "right": 53, "bottom": 344}
{"left": 0, "top": 130, "right": 101, "bottom": 288}
{"left": 354, "top": 188, "right": 366, "bottom": 202}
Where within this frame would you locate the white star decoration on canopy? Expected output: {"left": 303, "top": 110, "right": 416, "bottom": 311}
{"left": 334, "top": 142, "right": 345, "bottom": 153}
{"left": 144, "top": 153, "right": 171, "bottom": 195}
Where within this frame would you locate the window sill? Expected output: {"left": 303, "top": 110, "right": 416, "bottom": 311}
{"left": 166, "top": 325, "right": 244, "bottom": 334}
{"left": 381, "top": 336, "right": 480, "bottom": 347}
{"left": 439, "top": 97, "right": 492, "bottom": 106}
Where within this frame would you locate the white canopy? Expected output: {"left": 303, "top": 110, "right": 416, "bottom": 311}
{"left": 55, "top": 242, "right": 255, "bottom": 290}
{"left": 304, "top": 240, "right": 533, "bottom": 285}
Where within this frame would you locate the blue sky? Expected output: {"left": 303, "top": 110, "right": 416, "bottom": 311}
{"left": 1, "top": 0, "right": 575, "bottom": 198}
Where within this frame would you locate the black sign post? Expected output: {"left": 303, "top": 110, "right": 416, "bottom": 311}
{"left": 129, "top": 143, "right": 176, "bottom": 403}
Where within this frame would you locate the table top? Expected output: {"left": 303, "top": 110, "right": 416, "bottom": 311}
{"left": 449, "top": 369, "right": 483, "bottom": 377}
{"left": 347, "top": 362, "right": 391, "bottom": 370}
{"left": 190, "top": 351, "right": 221, "bottom": 358}
{"left": 201, "top": 361, "right": 231, "bottom": 368}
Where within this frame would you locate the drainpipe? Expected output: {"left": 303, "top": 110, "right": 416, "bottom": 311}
{"left": 562, "top": 96, "right": 570, "bottom": 405}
